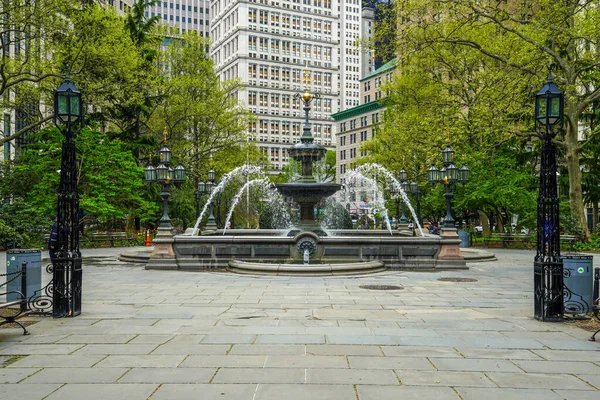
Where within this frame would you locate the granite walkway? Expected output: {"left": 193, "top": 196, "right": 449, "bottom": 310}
{"left": 1, "top": 248, "right": 599, "bottom": 400}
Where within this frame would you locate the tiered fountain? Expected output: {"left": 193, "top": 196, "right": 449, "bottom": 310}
{"left": 143, "top": 71, "right": 467, "bottom": 274}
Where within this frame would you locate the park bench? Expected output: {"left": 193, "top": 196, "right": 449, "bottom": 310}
{"left": 86, "top": 232, "right": 135, "bottom": 247}
{"left": 590, "top": 267, "right": 600, "bottom": 342}
{"left": 0, "top": 262, "right": 29, "bottom": 335}
{"left": 483, "top": 233, "right": 534, "bottom": 249}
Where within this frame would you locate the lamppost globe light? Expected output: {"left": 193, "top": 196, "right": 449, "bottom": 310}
{"left": 459, "top": 164, "right": 470, "bottom": 184}
{"left": 410, "top": 181, "right": 418, "bottom": 194}
{"left": 441, "top": 145, "right": 454, "bottom": 165}
{"left": 144, "top": 163, "right": 156, "bottom": 183}
{"left": 208, "top": 168, "right": 216, "bottom": 183}
{"left": 159, "top": 144, "right": 171, "bottom": 166}
{"left": 53, "top": 72, "right": 83, "bottom": 137}
{"left": 427, "top": 165, "right": 439, "bottom": 184}
{"left": 535, "top": 72, "right": 564, "bottom": 128}
{"left": 447, "top": 163, "right": 458, "bottom": 183}
{"left": 156, "top": 163, "right": 168, "bottom": 183}
{"left": 206, "top": 180, "right": 214, "bottom": 194}
{"left": 399, "top": 168, "right": 408, "bottom": 182}
{"left": 174, "top": 163, "right": 186, "bottom": 183}
{"left": 198, "top": 181, "right": 205, "bottom": 194}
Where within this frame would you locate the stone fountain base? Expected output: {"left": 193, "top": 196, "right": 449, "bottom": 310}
{"left": 144, "top": 229, "right": 468, "bottom": 271}
{"left": 228, "top": 259, "right": 386, "bottom": 276}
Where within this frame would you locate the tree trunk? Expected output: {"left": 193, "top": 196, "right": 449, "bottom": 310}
{"left": 564, "top": 121, "right": 590, "bottom": 242}
{"left": 593, "top": 203, "right": 597, "bottom": 233}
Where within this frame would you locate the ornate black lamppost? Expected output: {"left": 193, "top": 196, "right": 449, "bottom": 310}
{"left": 197, "top": 167, "right": 217, "bottom": 230}
{"left": 390, "top": 169, "right": 408, "bottom": 228}
{"left": 409, "top": 181, "right": 422, "bottom": 226}
{"left": 144, "top": 138, "right": 187, "bottom": 231}
{"left": 533, "top": 71, "right": 564, "bottom": 322}
{"left": 53, "top": 70, "right": 83, "bottom": 318}
{"left": 428, "top": 145, "right": 470, "bottom": 228}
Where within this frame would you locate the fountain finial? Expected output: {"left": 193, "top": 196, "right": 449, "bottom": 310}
{"left": 302, "top": 61, "right": 312, "bottom": 102}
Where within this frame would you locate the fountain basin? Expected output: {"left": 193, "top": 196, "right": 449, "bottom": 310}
{"left": 156, "top": 229, "right": 467, "bottom": 271}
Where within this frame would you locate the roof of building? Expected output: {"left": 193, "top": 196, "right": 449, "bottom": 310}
{"left": 360, "top": 58, "right": 397, "bottom": 82}
{"left": 331, "top": 99, "right": 389, "bottom": 121}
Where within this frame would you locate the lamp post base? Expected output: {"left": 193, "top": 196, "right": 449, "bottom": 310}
{"left": 437, "top": 228, "right": 464, "bottom": 261}
{"left": 146, "top": 226, "right": 178, "bottom": 270}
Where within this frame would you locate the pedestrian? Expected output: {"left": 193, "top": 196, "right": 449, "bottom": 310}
{"left": 48, "top": 220, "right": 58, "bottom": 265}
{"left": 431, "top": 225, "right": 439, "bottom": 235}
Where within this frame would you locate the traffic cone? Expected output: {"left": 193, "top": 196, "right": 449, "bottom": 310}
{"left": 145, "top": 229, "right": 151, "bottom": 246}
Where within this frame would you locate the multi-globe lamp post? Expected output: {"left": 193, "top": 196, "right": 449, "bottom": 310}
{"left": 533, "top": 71, "right": 564, "bottom": 322}
{"left": 197, "top": 167, "right": 218, "bottom": 230}
{"left": 427, "top": 145, "right": 470, "bottom": 228}
{"left": 408, "top": 181, "right": 422, "bottom": 226}
{"left": 53, "top": 70, "right": 83, "bottom": 318}
{"left": 144, "top": 139, "right": 186, "bottom": 232}
{"left": 390, "top": 169, "right": 409, "bottom": 228}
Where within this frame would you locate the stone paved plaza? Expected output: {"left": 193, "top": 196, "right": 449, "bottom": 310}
{"left": 1, "top": 248, "right": 599, "bottom": 400}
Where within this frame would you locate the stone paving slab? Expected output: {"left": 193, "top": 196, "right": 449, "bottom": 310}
{"left": 94, "top": 355, "right": 186, "bottom": 368}
{"left": 22, "top": 367, "right": 128, "bottom": 384}
{"left": 0, "top": 368, "right": 41, "bottom": 384}
{"left": 455, "top": 387, "right": 563, "bottom": 400}
{"left": 254, "top": 383, "right": 357, "bottom": 400}
{"left": 230, "top": 344, "right": 305, "bottom": 355}
{"left": 7, "top": 354, "right": 105, "bottom": 368}
{"left": 264, "top": 355, "right": 348, "bottom": 368}
{"left": 305, "top": 368, "right": 399, "bottom": 385}
{"left": 429, "top": 357, "right": 523, "bottom": 372}
{"left": 554, "top": 390, "right": 600, "bottom": 400}
{"left": 396, "top": 370, "right": 497, "bottom": 387}
{"left": 212, "top": 367, "right": 305, "bottom": 384}
{"left": 44, "top": 383, "right": 158, "bottom": 400}
{"left": 0, "top": 344, "right": 83, "bottom": 355}
{"left": 118, "top": 367, "right": 216, "bottom": 383}
{"left": 357, "top": 385, "right": 461, "bottom": 400}
{"left": 512, "top": 360, "right": 600, "bottom": 374}
{"left": 348, "top": 356, "right": 434, "bottom": 370}
{"left": 486, "top": 372, "right": 594, "bottom": 390}
{"left": 73, "top": 344, "right": 157, "bottom": 355}
{"left": 0, "top": 383, "right": 61, "bottom": 400}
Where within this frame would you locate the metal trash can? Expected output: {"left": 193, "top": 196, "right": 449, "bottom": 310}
{"left": 457, "top": 230, "right": 469, "bottom": 248}
{"left": 6, "top": 249, "right": 41, "bottom": 303}
{"left": 562, "top": 254, "right": 594, "bottom": 315}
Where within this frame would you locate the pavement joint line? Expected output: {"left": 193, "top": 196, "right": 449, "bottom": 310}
{"left": 90, "top": 354, "right": 109, "bottom": 367}
{"left": 304, "top": 368, "right": 307, "bottom": 383}
{"left": 352, "top": 383, "right": 359, "bottom": 400}
{"left": 208, "top": 367, "right": 220, "bottom": 383}
{"left": 426, "top": 357, "right": 438, "bottom": 370}
{"left": 576, "top": 375, "right": 600, "bottom": 390}
{"left": 451, "top": 387, "right": 465, "bottom": 399}
{"left": 41, "top": 382, "right": 65, "bottom": 400}
{"left": 392, "top": 369, "right": 402, "bottom": 386}
{"left": 147, "top": 383, "right": 162, "bottom": 399}
{"left": 226, "top": 344, "right": 233, "bottom": 355}
{"left": 482, "top": 372, "right": 500, "bottom": 388}
{"left": 176, "top": 354, "right": 189, "bottom": 368}
{"left": 125, "top": 334, "right": 139, "bottom": 344}
{"left": 251, "top": 383, "right": 260, "bottom": 400}
{"left": 115, "top": 367, "right": 133, "bottom": 383}
{"left": 68, "top": 344, "right": 86, "bottom": 355}
{"left": 262, "top": 355, "right": 268, "bottom": 367}
{"left": 512, "top": 360, "right": 527, "bottom": 373}
{"left": 16, "top": 367, "right": 43, "bottom": 383}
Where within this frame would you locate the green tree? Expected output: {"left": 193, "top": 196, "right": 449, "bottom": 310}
{"left": 0, "top": 0, "right": 78, "bottom": 145}
{"left": 396, "top": 0, "right": 600, "bottom": 241}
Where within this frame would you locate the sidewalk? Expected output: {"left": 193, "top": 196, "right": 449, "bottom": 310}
{"left": 1, "top": 249, "right": 599, "bottom": 400}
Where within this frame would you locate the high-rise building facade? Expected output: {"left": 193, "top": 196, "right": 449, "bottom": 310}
{"left": 210, "top": 0, "right": 374, "bottom": 171}
{"left": 146, "top": 1, "right": 211, "bottom": 36}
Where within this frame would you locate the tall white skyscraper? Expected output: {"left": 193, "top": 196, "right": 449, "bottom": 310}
{"left": 147, "top": 1, "right": 211, "bottom": 36}
{"left": 210, "top": 0, "right": 373, "bottom": 171}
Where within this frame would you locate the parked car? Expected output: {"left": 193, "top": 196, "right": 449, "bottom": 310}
{"left": 474, "top": 225, "right": 483, "bottom": 234}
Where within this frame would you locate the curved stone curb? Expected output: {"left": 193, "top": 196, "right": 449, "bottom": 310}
{"left": 227, "top": 259, "right": 386, "bottom": 276}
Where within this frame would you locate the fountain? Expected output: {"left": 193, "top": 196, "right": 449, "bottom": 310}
{"left": 142, "top": 69, "right": 467, "bottom": 273}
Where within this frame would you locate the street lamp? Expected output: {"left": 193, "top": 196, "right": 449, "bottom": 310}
{"left": 409, "top": 181, "right": 422, "bottom": 226}
{"left": 197, "top": 167, "right": 218, "bottom": 230}
{"left": 390, "top": 169, "right": 409, "bottom": 229}
{"left": 53, "top": 69, "right": 83, "bottom": 318}
{"left": 144, "top": 137, "right": 186, "bottom": 231}
{"left": 533, "top": 71, "right": 564, "bottom": 322}
{"left": 428, "top": 145, "right": 469, "bottom": 228}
